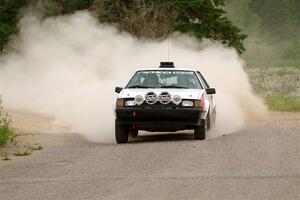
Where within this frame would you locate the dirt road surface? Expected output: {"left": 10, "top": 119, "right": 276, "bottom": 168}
{"left": 0, "top": 112, "right": 299, "bottom": 200}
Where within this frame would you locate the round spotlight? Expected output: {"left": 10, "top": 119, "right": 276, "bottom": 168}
{"left": 134, "top": 95, "right": 144, "bottom": 105}
{"left": 145, "top": 92, "right": 158, "bottom": 105}
{"left": 159, "top": 92, "right": 172, "bottom": 104}
{"left": 172, "top": 95, "right": 182, "bottom": 105}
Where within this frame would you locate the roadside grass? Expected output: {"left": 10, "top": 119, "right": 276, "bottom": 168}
{"left": 246, "top": 66, "right": 300, "bottom": 112}
{"left": 0, "top": 98, "right": 43, "bottom": 160}
{"left": 246, "top": 66, "right": 300, "bottom": 95}
{"left": 248, "top": 59, "right": 300, "bottom": 69}
{"left": 265, "top": 96, "right": 300, "bottom": 112}
{"left": 0, "top": 123, "right": 12, "bottom": 147}
{"left": 0, "top": 99, "right": 14, "bottom": 148}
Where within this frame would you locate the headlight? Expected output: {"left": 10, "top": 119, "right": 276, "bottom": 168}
{"left": 182, "top": 100, "right": 194, "bottom": 107}
{"left": 125, "top": 100, "right": 136, "bottom": 107}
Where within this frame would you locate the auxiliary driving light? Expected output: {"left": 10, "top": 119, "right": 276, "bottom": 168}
{"left": 172, "top": 95, "right": 182, "bottom": 105}
{"left": 134, "top": 95, "right": 144, "bottom": 105}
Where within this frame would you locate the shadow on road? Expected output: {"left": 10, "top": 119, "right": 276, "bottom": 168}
{"left": 130, "top": 132, "right": 195, "bottom": 143}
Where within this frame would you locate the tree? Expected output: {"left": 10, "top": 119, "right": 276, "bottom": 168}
{"left": 249, "top": 0, "right": 296, "bottom": 41}
{"left": 98, "top": 0, "right": 247, "bottom": 53}
{"left": 41, "top": 0, "right": 96, "bottom": 15}
{"left": 225, "top": 0, "right": 260, "bottom": 36}
{"left": 249, "top": 0, "right": 300, "bottom": 59}
{"left": 0, "top": 0, "right": 27, "bottom": 52}
{"left": 0, "top": 0, "right": 247, "bottom": 54}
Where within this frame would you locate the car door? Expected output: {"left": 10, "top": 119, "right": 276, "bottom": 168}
{"left": 196, "top": 71, "right": 216, "bottom": 121}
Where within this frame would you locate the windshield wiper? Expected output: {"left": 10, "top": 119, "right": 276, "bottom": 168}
{"left": 128, "top": 85, "right": 153, "bottom": 89}
{"left": 160, "top": 85, "right": 188, "bottom": 89}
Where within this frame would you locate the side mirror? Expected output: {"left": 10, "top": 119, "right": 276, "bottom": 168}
{"left": 115, "top": 87, "right": 123, "bottom": 93}
{"left": 206, "top": 88, "right": 216, "bottom": 94}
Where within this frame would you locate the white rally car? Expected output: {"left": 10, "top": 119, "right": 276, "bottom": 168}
{"left": 114, "top": 62, "right": 216, "bottom": 143}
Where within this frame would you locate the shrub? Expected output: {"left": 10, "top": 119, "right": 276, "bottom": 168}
{"left": 0, "top": 98, "right": 13, "bottom": 147}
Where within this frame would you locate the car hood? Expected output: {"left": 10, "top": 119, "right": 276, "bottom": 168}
{"left": 119, "top": 88, "right": 204, "bottom": 100}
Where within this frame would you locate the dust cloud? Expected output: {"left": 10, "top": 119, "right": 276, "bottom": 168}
{"left": 0, "top": 12, "right": 267, "bottom": 143}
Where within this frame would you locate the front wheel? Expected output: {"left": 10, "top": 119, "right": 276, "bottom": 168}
{"left": 115, "top": 119, "right": 129, "bottom": 144}
{"left": 194, "top": 119, "right": 206, "bottom": 140}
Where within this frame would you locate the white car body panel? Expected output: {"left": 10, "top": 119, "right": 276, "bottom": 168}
{"left": 118, "top": 88, "right": 210, "bottom": 119}
{"left": 119, "top": 89, "right": 203, "bottom": 100}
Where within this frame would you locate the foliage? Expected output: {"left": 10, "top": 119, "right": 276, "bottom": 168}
{"left": 225, "top": 0, "right": 300, "bottom": 62}
{"left": 249, "top": 0, "right": 299, "bottom": 41}
{"left": 0, "top": 98, "right": 13, "bottom": 147}
{"left": 265, "top": 96, "right": 300, "bottom": 112}
{"left": 225, "top": 0, "right": 260, "bottom": 35}
{"left": 246, "top": 66, "right": 300, "bottom": 112}
{"left": 98, "top": 0, "right": 247, "bottom": 53}
{"left": 0, "top": 0, "right": 246, "bottom": 53}
{"left": 1, "top": 0, "right": 299, "bottom": 57}
{"left": 249, "top": 0, "right": 300, "bottom": 60}
{"left": 246, "top": 66, "right": 300, "bottom": 95}
{"left": 41, "top": 0, "right": 96, "bottom": 16}
{"left": 0, "top": 0, "right": 26, "bottom": 52}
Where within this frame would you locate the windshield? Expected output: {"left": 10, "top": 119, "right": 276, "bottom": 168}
{"left": 127, "top": 70, "right": 202, "bottom": 89}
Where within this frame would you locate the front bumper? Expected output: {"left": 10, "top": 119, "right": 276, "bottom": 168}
{"left": 115, "top": 106, "right": 203, "bottom": 131}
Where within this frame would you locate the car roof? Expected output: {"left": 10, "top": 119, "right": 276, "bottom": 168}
{"left": 136, "top": 68, "right": 197, "bottom": 72}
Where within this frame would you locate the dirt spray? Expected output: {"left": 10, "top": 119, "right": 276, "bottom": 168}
{"left": 0, "top": 12, "right": 267, "bottom": 143}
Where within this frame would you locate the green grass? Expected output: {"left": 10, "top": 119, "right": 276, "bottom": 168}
{"left": 0, "top": 125, "right": 13, "bottom": 147}
{"left": 247, "top": 59, "right": 300, "bottom": 69}
{"left": 265, "top": 96, "right": 300, "bottom": 112}
{"left": 0, "top": 97, "right": 14, "bottom": 147}
{"left": 245, "top": 66, "right": 300, "bottom": 112}
{"left": 0, "top": 99, "right": 13, "bottom": 148}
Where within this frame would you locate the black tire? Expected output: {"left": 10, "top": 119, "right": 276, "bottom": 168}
{"left": 194, "top": 119, "right": 206, "bottom": 140}
{"left": 207, "top": 112, "right": 211, "bottom": 130}
{"left": 129, "top": 129, "right": 138, "bottom": 138}
{"left": 115, "top": 119, "right": 129, "bottom": 144}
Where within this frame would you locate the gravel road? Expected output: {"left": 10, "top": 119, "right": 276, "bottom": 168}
{"left": 0, "top": 112, "right": 299, "bottom": 200}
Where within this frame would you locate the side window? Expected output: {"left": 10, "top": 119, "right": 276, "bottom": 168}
{"left": 197, "top": 71, "right": 210, "bottom": 89}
